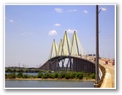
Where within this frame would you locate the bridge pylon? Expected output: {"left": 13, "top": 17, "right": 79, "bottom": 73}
{"left": 49, "top": 39, "right": 58, "bottom": 59}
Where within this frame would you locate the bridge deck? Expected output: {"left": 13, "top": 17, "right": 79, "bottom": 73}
{"left": 99, "top": 59, "right": 115, "bottom": 88}
{"left": 86, "top": 56, "right": 115, "bottom": 88}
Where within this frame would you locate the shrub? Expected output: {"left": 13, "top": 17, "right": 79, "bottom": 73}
{"left": 42, "top": 73, "right": 49, "bottom": 79}
{"left": 60, "top": 72, "right": 65, "bottom": 78}
{"left": 76, "top": 72, "right": 83, "bottom": 79}
{"left": 90, "top": 73, "right": 95, "bottom": 79}
{"left": 54, "top": 73, "right": 58, "bottom": 78}
{"left": 50, "top": 73, "right": 55, "bottom": 79}
{"left": 78, "top": 74, "right": 83, "bottom": 79}
{"left": 17, "top": 72, "right": 23, "bottom": 78}
{"left": 23, "top": 74, "right": 29, "bottom": 78}
{"left": 70, "top": 72, "right": 76, "bottom": 79}
{"left": 37, "top": 72, "right": 43, "bottom": 78}
{"left": 6, "top": 73, "right": 16, "bottom": 79}
{"left": 57, "top": 72, "right": 65, "bottom": 79}
{"left": 65, "top": 73, "right": 70, "bottom": 79}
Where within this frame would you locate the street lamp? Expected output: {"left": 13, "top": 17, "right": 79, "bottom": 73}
{"left": 94, "top": 5, "right": 99, "bottom": 87}
{"left": 94, "top": 5, "right": 107, "bottom": 87}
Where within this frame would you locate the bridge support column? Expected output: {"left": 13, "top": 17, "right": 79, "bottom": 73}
{"left": 49, "top": 62, "right": 51, "bottom": 71}
{"left": 69, "top": 58, "right": 72, "bottom": 71}
{"left": 73, "top": 58, "right": 78, "bottom": 71}
{"left": 61, "top": 59, "right": 65, "bottom": 71}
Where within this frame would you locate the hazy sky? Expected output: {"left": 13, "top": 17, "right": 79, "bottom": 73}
{"left": 5, "top": 5, "right": 115, "bottom": 67}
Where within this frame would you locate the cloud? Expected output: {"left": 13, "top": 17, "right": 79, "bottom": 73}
{"left": 83, "top": 10, "right": 88, "bottom": 14}
{"left": 67, "top": 9, "right": 78, "bottom": 12}
{"left": 67, "top": 29, "right": 77, "bottom": 34}
{"left": 55, "top": 8, "right": 79, "bottom": 13}
{"left": 101, "top": 7, "right": 107, "bottom": 11}
{"left": 9, "top": 19, "right": 14, "bottom": 22}
{"left": 54, "top": 23, "right": 61, "bottom": 26}
{"left": 54, "top": 8, "right": 63, "bottom": 13}
{"left": 48, "top": 30, "right": 57, "bottom": 35}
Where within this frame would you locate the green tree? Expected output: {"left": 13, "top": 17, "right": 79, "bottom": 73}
{"left": 76, "top": 72, "right": 83, "bottom": 79}
{"left": 50, "top": 73, "right": 55, "bottom": 79}
{"left": 54, "top": 73, "right": 58, "bottom": 78}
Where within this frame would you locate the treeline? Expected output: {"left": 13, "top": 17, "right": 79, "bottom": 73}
{"left": 5, "top": 71, "right": 95, "bottom": 80}
{"left": 5, "top": 67, "right": 43, "bottom": 73}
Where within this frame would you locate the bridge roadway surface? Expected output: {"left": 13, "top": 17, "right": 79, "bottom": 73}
{"left": 99, "top": 59, "right": 115, "bottom": 88}
{"left": 87, "top": 57, "right": 115, "bottom": 88}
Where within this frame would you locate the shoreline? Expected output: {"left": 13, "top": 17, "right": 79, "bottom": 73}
{"left": 5, "top": 78, "right": 95, "bottom": 82}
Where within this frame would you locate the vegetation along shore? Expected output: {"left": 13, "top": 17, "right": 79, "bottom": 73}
{"left": 5, "top": 68, "right": 95, "bottom": 81}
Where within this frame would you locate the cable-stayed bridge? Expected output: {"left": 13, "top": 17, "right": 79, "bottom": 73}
{"left": 39, "top": 31, "right": 95, "bottom": 73}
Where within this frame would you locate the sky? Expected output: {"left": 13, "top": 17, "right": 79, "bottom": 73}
{"left": 5, "top": 4, "right": 115, "bottom": 67}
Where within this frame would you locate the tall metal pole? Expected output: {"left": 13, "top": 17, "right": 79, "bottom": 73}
{"left": 95, "top": 5, "right": 99, "bottom": 86}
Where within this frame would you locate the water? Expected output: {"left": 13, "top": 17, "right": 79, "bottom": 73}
{"left": 5, "top": 80, "right": 94, "bottom": 88}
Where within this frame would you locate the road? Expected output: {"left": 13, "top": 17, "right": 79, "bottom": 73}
{"left": 99, "top": 59, "right": 115, "bottom": 88}
{"left": 85, "top": 56, "right": 115, "bottom": 88}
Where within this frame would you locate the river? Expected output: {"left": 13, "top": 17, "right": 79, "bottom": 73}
{"left": 5, "top": 72, "right": 95, "bottom": 88}
{"left": 5, "top": 80, "right": 94, "bottom": 88}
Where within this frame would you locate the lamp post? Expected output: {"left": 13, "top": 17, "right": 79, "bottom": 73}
{"left": 95, "top": 5, "right": 99, "bottom": 87}
{"left": 94, "top": 5, "right": 106, "bottom": 87}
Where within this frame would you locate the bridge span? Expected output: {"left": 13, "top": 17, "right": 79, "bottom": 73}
{"left": 40, "top": 55, "right": 95, "bottom": 73}
{"left": 39, "top": 31, "right": 115, "bottom": 88}
{"left": 39, "top": 31, "right": 95, "bottom": 73}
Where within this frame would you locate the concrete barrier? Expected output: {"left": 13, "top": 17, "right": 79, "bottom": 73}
{"left": 100, "top": 69, "right": 112, "bottom": 88}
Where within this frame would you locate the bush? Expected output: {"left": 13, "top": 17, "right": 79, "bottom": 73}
{"left": 57, "top": 72, "right": 65, "bottom": 79}
{"left": 83, "top": 72, "right": 89, "bottom": 77}
{"left": 90, "top": 73, "right": 95, "bottom": 79}
{"left": 17, "top": 72, "right": 23, "bottom": 78}
{"left": 76, "top": 72, "right": 83, "bottom": 79}
{"left": 23, "top": 74, "right": 29, "bottom": 78}
{"left": 65, "top": 73, "right": 70, "bottom": 79}
{"left": 58, "top": 74, "right": 62, "bottom": 79}
{"left": 6, "top": 73, "right": 16, "bottom": 79}
{"left": 37, "top": 72, "right": 43, "bottom": 78}
{"left": 42, "top": 73, "right": 49, "bottom": 79}
{"left": 78, "top": 74, "right": 83, "bottom": 79}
